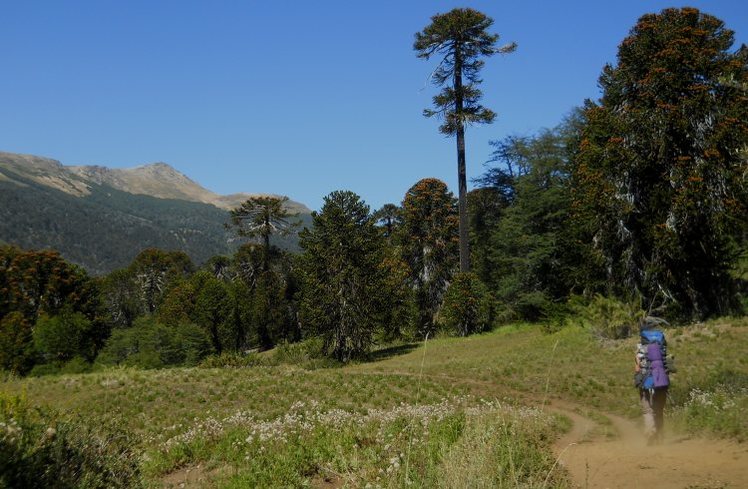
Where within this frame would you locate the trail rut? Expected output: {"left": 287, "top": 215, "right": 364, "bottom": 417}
{"left": 551, "top": 401, "right": 748, "bottom": 489}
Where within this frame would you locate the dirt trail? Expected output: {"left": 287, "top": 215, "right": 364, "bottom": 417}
{"left": 351, "top": 370, "right": 748, "bottom": 489}
{"left": 551, "top": 400, "right": 748, "bottom": 489}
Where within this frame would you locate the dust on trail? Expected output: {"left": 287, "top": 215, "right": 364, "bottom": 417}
{"left": 552, "top": 401, "right": 748, "bottom": 489}
{"left": 351, "top": 370, "right": 748, "bottom": 489}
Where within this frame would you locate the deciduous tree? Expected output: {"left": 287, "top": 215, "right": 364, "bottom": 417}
{"left": 477, "top": 127, "right": 574, "bottom": 320}
{"left": 0, "top": 312, "right": 34, "bottom": 374}
{"left": 33, "top": 309, "right": 93, "bottom": 364}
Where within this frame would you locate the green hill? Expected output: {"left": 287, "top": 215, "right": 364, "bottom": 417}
{"left": 0, "top": 153, "right": 311, "bottom": 274}
{"left": 0, "top": 166, "right": 234, "bottom": 274}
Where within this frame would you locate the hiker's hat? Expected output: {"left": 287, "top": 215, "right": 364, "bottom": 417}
{"left": 640, "top": 316, "right": 669, "bottom": 330}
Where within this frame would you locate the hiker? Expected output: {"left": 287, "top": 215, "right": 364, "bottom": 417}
{"left": 634, "top": 317, "right": 671, "bottom": 445}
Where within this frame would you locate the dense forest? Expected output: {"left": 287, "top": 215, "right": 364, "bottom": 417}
{"left": 1, "top": 7, "right": 746, "bottom": 377}
{"left": 0, "top": 164, "right": 311, "bottom": 275}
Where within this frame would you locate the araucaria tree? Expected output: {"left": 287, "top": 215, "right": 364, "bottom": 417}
{"left": 229, "top": 196, "right": 298, "bottom": 270}
{"left": 572, "top": 8, "right": 748, "bottom": 318}
{"left": 415, "top": 8, "right": 516, "bottom": 273}
{"left": 400, "top": 178, "right": 459, "bottom": 334}
{"left": 298, "top": 191, "right": 389, "bottom": 361}
{"left": 229, "top": 196, "right": 300, "bottom": 348}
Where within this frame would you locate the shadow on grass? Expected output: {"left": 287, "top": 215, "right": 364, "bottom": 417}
{"left": 364, "top": 343, "right": 420, "bottom": 363}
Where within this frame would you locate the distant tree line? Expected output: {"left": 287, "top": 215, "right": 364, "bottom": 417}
{"left": 0, "top": 7, "right": 746, "bottom": 375}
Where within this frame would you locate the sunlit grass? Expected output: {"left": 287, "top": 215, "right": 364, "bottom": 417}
{"left": 152, "top": 397, "right": 568, "bottom": 488}
{"left": 2, "top": 316, "right": 746, "bottom": 486}
{"left": 352, "top": 317, "right": 748, "bottom": 423}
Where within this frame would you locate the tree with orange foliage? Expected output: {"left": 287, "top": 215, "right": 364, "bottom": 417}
{"left": 400, "top": 178, "right": 459, "bottom": 334}
{"left": 571, "top": 8, "right": 748, "bottom": 318}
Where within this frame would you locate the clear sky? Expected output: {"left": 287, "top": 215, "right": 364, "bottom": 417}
{"left": 2, "top": 1, "right": 746, "bottom": 211}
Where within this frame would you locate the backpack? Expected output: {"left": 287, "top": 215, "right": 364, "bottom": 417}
{"left": 635, "top": 329, "right": 670, "bottom": 390}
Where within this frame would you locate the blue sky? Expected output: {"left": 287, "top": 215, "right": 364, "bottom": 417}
{"left": 1, "top": 1, "right": 746, "bottom": 211}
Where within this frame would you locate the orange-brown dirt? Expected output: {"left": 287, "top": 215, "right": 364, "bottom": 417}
{"left": 551, "top": 401, "right": 748, "bottom": 489}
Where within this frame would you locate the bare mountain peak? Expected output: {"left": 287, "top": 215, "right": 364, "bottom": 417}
{"left": 125, "top": 162, "right": 198, "bottom": 185}
{"left": 133, "top": 161, "right": 179, "bottom": 173}
{"left": 0, "top": 151, "right": 64, "bottom": 172}
{"left": 0, "top": 151, "right": 310, "bottom": 213}
{"left": 0, "top": 151, "right": 89, "bottom": 196}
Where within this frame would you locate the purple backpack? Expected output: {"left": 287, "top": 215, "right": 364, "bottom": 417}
{"left": 641, "top": 329, "right": 670, "bottom": 390}
{"left": 644, "top": 343, "right": 670, "bottom": 389}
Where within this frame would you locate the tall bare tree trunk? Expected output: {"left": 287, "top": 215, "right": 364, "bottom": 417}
{"left": 454, "top": 46, "right": 470, "bottom": 273}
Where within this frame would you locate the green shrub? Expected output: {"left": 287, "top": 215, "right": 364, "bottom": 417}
{"left": 60, "top": 356, "right": 93, "bottom": 375}
{"left": 198, "top": 338, "right": 338, "bottom": 370}
{"left": 514, "top": 290, "right": 553, "bottom": 323}
{"left": 439, "top": 273, "right": 492, "bottom": 336}
{"left": 0, "top": 393, "right": 141, "bottom": 488}
{"left": 28, "top": 363, "right": 61, "bottom": 377}
{"left": 27, "top": 338, "right": 94, "bottom": 378}
{"left": 272, "top": 337, "right": 325, "bottom": 364}
{"left": 570, "top": 294, "right": 644, "bottom": 339}
{"left": 97, "top": 317, "right": 212, "bottom": 369}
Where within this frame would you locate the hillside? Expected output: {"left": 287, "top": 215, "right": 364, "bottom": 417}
{"left": 66, "top": 161, "right": 310, "bottom": 213}
{"left": 0, "top": 151, "right": 311, "bottom": 274}
{"left": 2, "top": 320, "right": 746, "bottom": 487}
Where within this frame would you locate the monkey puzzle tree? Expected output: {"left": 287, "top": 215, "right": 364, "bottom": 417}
{"left": 229, "top": 196, "right": 299, "bottom": 271}
{"left": 572, "top": 8, "right": 748, "bottom": 318}
{"left": 415, "top": 8, "right": 516, "bottom": 273}
{"left": 372, "top": 203, "right": 402, "bottom": 241}
{"left": 230, "top": 198, "right": 298, "bottom": 349}
{"left": 128, "top": 248, "right": 194, "bottom": 314}
{"left": 298, "top": 191, "right": 389, "bottom": 361}
{"left": 400, "top": 178, "right": 459, "bottom": 334}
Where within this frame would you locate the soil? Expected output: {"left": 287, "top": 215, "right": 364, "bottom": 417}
{"left": 550, "top": 400, "right": 748, "bottom": 489}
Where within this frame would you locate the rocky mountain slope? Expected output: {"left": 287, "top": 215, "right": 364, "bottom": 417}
{"left": 0, "top": 151, "right": 310, "bottom": 213}
{"left": 0, "top": 151, "right": 311, "bottom": 275}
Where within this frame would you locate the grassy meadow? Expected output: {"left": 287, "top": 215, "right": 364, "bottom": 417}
{"left": 2, "top": 318, "right": 747, "bottom": 487}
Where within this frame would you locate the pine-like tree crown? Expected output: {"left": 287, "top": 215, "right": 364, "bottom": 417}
{"left": 414, "top": 8, "right": 515, "bottom": 135}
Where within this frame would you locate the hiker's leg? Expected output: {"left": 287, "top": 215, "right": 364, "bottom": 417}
{"left": 653, "top": 389, "right": 667, "bottom": 440}
{"left": 640, "top": 389, "right": 655, "bottom": 438}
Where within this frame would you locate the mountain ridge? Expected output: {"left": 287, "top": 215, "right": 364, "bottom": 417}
{"left": 0, "top": 151, "right": 311, "bottom": 213}
{"left": 0, "top": 151, "right": 311, "bottom": 274}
